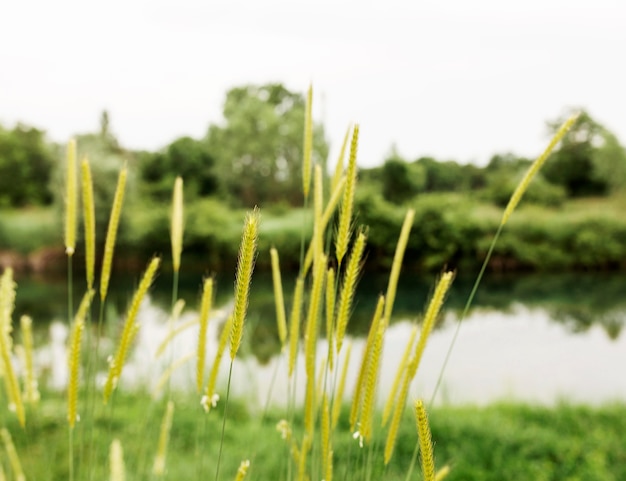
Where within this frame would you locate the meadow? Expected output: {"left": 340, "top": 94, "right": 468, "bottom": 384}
{"left": 1, "top": 103, "right": 624, "bottom": 481}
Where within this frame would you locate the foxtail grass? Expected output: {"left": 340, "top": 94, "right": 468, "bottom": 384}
{"left": 302, "top": 84, "right": 313, "bottom": 200}
{"left": 302, "top": 175, "right": 346, "bottom": 276}
{"left": 331, "top": 124, "right": 351, "bottom": 194}
{"left": 350, "top": 295, "right": 384, "bottom": 434}
{"left": 384, "top": 208, "right": 415, "bottom": 323}
{"left": 67, "top": 289, "right": 94, "bottom": 427}
{"left": 234, "top": 460, "right": 250, "bottom": 481}
{"left": 0, "top": 268, "right": 25, "bottom": 427}
{"left": 382, "top": 324, "right": 418, "bottom": 427}
{"left": 230, "top": 208, "right": 259, "bottom": 360}
{"left": 431, "top": 112, "right": 580, "bottom": 405}
{"left": 288, "top": 277, "right": 304, "bottom": 378}
{"left": 103, "top": 257, "right": 160, "bottom": 403}
{"left": 270, "top": 248, "right": 288, "bottom": 348}
{"left": 171, "top": 176, "right": 184, "bottom": 273}
{"left": 100, "top": 167, "right": 128, "bottom": 303}
{"left": 65, "top": 139, "right": 77, "bottom": 257}
{"left": 81, "top": 157, "right": 96, "bottom": 289}
{"left": 1, "top": 428, "right": 25, "bottom": 481}
{"left": 110, "top": 439, "right": 125, "bottom": 481}
{"left": 325, "top": 266, "right": 336, "bottom": 370}
{"left": 219, "top": 208, "right": 260, "bottom": 481}
{"left": 152, "top": 401, "right": 175, "bottom": 476}
{"left": 334, "top": 231, "right": 366, "bottom": 354}
{"left": 335, "top": 124, "right": 359, "bottom": 265}
{"left": 202, "top": 315, "right": 232, "bottom": 412}
{"left": 331, "top": 341, "right": 351, "bottom": 429}
{"left": 19, "top": 315, "right": 39, "bottom": 405}
{"left": 384, "top": 272, "right": 454, "bottom": 465}
{"left": 358, "top": 295, "right": 386, "bottom": 443}
{"left": 415, "top": 400, "right": 435, "bottom": 481}
{"left": 304, "top": 253, "right": 327, "bottom": 435}
{"left": 196, "top": 278, "right": 213, "bottom": 392}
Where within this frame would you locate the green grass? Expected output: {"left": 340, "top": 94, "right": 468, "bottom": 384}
{"left": 0, "top": 206, "right": 59, "bottom": 253}
{"left": 5, "top": 391, "right": 626, "bottom": 481}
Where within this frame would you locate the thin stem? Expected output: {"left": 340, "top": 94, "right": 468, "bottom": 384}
{"left": 69, "top": 427, "right": 74, "bottom": 481}
{"left": 403, "top": 224, "right": 504, "bottom": 481}
{"left": 67, "top": 255, "right": 74, "bottom": 481}
{"left": 430, "top": 223, "right": 503, "bottom": 404}
{"left": 215, "top": 360, "right": 234, "bottom": 481}
{"left": 167, "top": 269, "right": 180, "bottom": 399}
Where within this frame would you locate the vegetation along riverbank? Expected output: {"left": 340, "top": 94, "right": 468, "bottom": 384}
{"left": 0, "top": 85, "right": 623, "bottom": 481}
{"left": 2, "top": 86, "right": 626, "bottom": 273}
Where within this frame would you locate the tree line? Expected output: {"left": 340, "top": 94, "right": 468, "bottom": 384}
{"left": 1, "top": 84, "right": 625, "bottom": 212}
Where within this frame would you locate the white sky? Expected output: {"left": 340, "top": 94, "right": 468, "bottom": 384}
{"left": 1, "top": 0, "right": 625, "bottom": 167}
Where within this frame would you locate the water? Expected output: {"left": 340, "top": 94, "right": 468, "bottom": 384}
{"left": 12, "top": 270, "right": 626, "bottom": 405}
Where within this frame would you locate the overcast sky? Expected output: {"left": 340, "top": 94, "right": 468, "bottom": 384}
{"left": 1, "top": 0, "right": 625, "bottom": 167}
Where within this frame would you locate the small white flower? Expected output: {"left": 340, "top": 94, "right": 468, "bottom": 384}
{"left": 276, "top": 419, "right": 291, "bottom": 440}
{"left": 200, "top": 393, "right": 220, "bottom": 412}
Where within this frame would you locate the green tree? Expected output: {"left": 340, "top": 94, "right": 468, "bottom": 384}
{"left": 139, "top": 136, "right": 218, "bottom": 201}
{"left": 206, "top": 83, "right": 329, "bottom": 207}
{"left": 381, "top": 153, "right": 426, "bottom": 204}
{"left": 0, "top": 124, "right": 54, "bottom": 207}
{"left": 542, "top": 109, "right": 626, "bottom": 196}
{"left": 415, "top": 157, "right": 471, "bottom": 192}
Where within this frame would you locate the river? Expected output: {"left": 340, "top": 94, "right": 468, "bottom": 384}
{"left": 11, "top": 269, "right": 626, "bottom": 406}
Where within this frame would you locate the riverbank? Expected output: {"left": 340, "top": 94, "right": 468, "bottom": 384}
{"left": 2, "top": 193, "right": 626, "bottom": 274}
{"left": 6, "top": 391, "right": 625, "bottom": 480}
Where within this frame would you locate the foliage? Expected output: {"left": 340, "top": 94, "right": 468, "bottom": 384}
{"left": 381, "top": 154, "right": 426, "bottom": 204}
{"left": 5, "top": 393, "right": 626, "bottom": 481}
{"left": 206, "top": 83, "right": 329, "bottom": 207}
{"left": 138, "top": 136, "right": 218, "bottom": 201}
{"left": 542, "top": 109, "right": 626, "bottom": 197}
{"left": 0, "top": 123, "right": 55, "bottom": 207}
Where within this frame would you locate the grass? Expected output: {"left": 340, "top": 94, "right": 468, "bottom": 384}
{"left": 3, "top": 392, "right": 626, "bottom": 481}
{"left": 0, "top": 109, "right": 615, "bottom": 481}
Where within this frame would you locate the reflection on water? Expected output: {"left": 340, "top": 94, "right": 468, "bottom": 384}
{"left": 39, "top": 296, "right": 626, "bottom": 406}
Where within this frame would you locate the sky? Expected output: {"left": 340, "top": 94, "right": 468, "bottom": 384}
{"left": 1, "top": 0, "right": 625, "bottom": 167}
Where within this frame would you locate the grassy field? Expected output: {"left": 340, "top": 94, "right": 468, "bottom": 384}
{"left": 4, "top": 391, "right": 626, "bottom": 481}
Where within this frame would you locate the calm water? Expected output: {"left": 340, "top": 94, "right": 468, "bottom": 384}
{"left": 13, "top": 269, "right": 626, "bottom": 405}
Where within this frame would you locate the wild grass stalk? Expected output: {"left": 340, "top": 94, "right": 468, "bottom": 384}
{"left": 431, "top": 112, "right": 580, "bottom": 404}
{"left": 335, "top": 125, "right": 359, "bottom": 265}
{"left": 1, "top": 428, "right": 25, "bottom": 481}
{"left": 110, "top": 439, "right": 126, "bottom": 481}
{"left": 152, "top": 401, "right": 175, "bottom": 477}
{"left": 196, "top": 278, "right": 213, "bottom": 393}
{"left": 302, "top": 85, "right": 313, "bottom": 200}
{"left": 19, "top": 315, "right": 39, "bottom": 405}
{"left": 0, "top": 268, "right": 25, "bottom": 428}
{"left": 103, "top": 257, "right": 161, "bottom": 403}
{"left": 335, "top": 231, "right": 366, "bottom": 354}
{"left": 81, "top": 157, "right": 96, "bottom": 290}
{"left": 216, "top": 209, "right": 259, "bottom": 481}
{"left": 270, "top": 248, "right": 288, "bottom": 348}
{"left": 100, "top": 167, "right": 127, "bottom": 304}
{"left": 414, "top": 400, "right": 435, "bottom": 481}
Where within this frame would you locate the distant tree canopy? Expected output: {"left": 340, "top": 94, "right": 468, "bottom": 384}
{"left": 543, "top": 109, "right": 626, "bottom": 197}
{"left": 0, "top": 124, "right": 54, "bottom": 207}
{"left": 380, "top": 151, "right": 426, "bottom": 204}
{"left": 206, "top": 83, "right": 329, "bottom": 207}
{"left": 139, "top": 136, "right": 218, "bottom": 201}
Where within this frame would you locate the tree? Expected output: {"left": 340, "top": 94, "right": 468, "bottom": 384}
{"left": 0, "top": 124, "right": 54, "bottom": 207}
{"left": 381, "top": 153, "right": 426, "bottom": 204}
{"left": 139, "top": 136, "right": 218, "bottom": 201}
{"left": 542, "top": 109, "right": 626, "bottom": 197}
{"left": 206, "top": 83, "right": 329, "bottom": 207}
{"left": 415, "top": 157, "right": 470, "bottom": 192}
